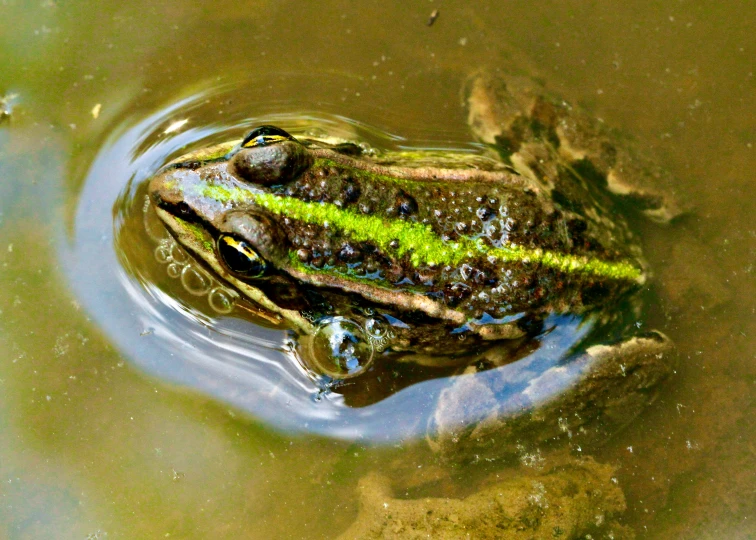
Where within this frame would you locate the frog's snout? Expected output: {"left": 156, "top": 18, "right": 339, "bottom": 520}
{"left": 148, "top": 168, "right": 187, "bottom": 209}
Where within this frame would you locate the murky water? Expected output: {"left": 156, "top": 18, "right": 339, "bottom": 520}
{"left": 0, "top": 1, "right": 753, "bottom": 538}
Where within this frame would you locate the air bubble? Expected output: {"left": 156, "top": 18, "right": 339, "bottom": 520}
{"left": 143, "top": 199, "right": 171, "bottom": 242}
{"left": 181, "top": 265, "right": 211, "bottom": 296}
{"left": 166, "top": 262, "right": 182, "bottom": 278}
{"left": 155, "top": 244, "right": 172, "bottom": 264}
{"left": 208, "top": 287, "right": 237, "bottom": 314}
{"left": 308, "top": 317, "right": 374, "bottom": 378}
{"left": 364, "top": 316, "right": 388, "bottom": 339}
{"left": 170, "top": 243, "right": 189, "bottom": 264}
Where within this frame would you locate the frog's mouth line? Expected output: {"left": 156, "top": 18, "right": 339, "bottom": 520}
{"left": 153, "top": 206, "right": 315, "bottom": 331}
{"left": 196, "top": 184, "right": 645, "bottom": 284}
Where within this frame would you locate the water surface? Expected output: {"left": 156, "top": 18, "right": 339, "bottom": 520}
{"left": 0, "top": 1, "right": 753, "bottom": 538}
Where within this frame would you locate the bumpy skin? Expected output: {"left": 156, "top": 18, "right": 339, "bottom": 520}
{"left": 148, "top": 74, "right": 666, "bottom": 357}
{"left": 148, "top": 72, "right": 681, "bottom": 468}
{"left": 411, "top": 72, "right": 680, "bottom": 459}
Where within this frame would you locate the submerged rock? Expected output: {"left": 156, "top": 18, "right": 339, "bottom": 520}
{"left": 339, "top": 457, "right": 634, "bottom": 540}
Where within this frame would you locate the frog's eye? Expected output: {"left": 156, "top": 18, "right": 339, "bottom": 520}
{"left": 217, "top": 235, "right": 268, "bottom": 278}
{"left": 231, "top": 130, "right": 313, "bottom": 186}
{"left": 241, "top": 125, "right": 295, "bottom": 148}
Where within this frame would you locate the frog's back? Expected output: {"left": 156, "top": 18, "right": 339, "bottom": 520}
{"left": 268, "top": 148, "right": 644, "bottom": 321}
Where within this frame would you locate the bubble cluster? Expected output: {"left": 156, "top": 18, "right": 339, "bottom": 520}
{"left": 153, "top": 237, "right": 239, "bottom": 314}
{"left": 364, "top": 315, "right": 394, "bottom": 352}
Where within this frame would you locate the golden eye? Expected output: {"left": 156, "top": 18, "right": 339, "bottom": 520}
{"left": 241, "top": 125, "right": 295, "bottom": 148}
{"left": 217, "top": 235, "right": 267, "bottom": 278}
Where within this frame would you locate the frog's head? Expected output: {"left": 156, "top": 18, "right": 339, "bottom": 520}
{"left": 149, "top": 126, "right": 409, "bottom": 377}
{"left": 148, "top": 126, "right": 320, "bottom": 314}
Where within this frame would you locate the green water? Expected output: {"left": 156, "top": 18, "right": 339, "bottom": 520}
{"left": 0, "top": 1, "right": 753, "bottom": 538}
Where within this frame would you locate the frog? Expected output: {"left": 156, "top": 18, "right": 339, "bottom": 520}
{"left": 147, "top": 70, "right": 679, "bottom": 394}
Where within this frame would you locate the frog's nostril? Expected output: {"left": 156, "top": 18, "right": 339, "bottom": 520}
{"left": 176, "top": 202, "right": 192, "bottom": 216}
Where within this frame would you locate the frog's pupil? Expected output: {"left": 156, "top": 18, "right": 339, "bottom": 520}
{"left": 218, "top": 235, "right": 267, "bottom": 278}
{"left": 241, "top": 125, "right": 294, "bottom": 148}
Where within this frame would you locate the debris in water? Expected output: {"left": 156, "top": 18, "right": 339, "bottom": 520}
{"left": 427, "top": 9, "right": 440, "bottom": 27}
{"left": 0, "top": 93, "right": 19, "bottom": 123}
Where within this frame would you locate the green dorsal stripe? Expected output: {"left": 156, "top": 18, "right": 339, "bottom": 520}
{"left": 200, "top": 185, "right": 642, "bottom": 281}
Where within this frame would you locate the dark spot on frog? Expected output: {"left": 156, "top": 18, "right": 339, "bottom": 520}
{"left": 493, "top": 135, "right": 518, "bottom": 164}
{"left": 386, "top": 264, "right": 404, "bottom": 283}
{"left": 317, "top": 166, "right": 335, "bottom": 178}
{"left": 617, "top": 191, "right": 665, "bottom": 212}
{"left": 528, "top": 119, "right": 549, "bottom": 142}
{"left": 341, "top": 178, "right": 361, "bottom": 204}
{"left": 359, "top": 242, "right": 378, "bottom": 256}
{"left": 330, "top": 142, "right": 363, "bottom": 156}
{"left": 493, "top": 116, "right": 530, "bottom": 163}
{"left": 567, "top": 218, "right": 588, "bottom": 235}
{"left": 529, "top": 96, "right": 557, "bottom": 130}
{"left": 172, "top": 160, "right": 203, "bottom": 170}
{"left": 600, "top": 141, "right": 617, "bottom": 167}
{"left": 551, "top": 189, "right": 584, "bottom": 215}
{"left": 580, "top": 282, "right": 614, "bottom": 306}
{"left": 338, "top": 243, "right": 362, "bottom": 263}
{"left": 570, "top": 157, "right": 608, "bottom": 189}
{"left": 528, "top": 98, "right": 561, "bottom": 149}
{"left": 395, "top": 191, "right": 418, "bottom": 217}
{"left": 530, "top": 286, "right": 545, "bottom": 302}
{"left": 444, "top": 282, "right": 472, "bottom": 307}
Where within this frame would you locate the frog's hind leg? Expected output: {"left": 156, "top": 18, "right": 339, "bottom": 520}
{"left": 554, "top": 107, "right": 688, "bottom": 223}
{"left": 464, "top": 71, "right": 687, "bottom": 223}
{"left": 427, "top": 330, "right": 677, "bottom": 462}
{"left": 464, "top": 71, "right": 565, "bottom": 192}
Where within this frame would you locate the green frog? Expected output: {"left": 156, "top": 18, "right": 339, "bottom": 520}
{"left": 148, "top": 72, "right": 680, "bottom": 382}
